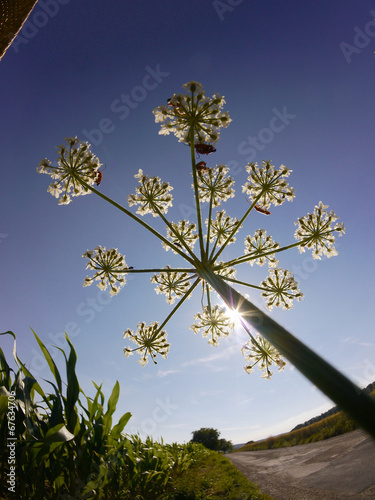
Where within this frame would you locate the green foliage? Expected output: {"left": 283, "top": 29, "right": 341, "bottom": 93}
{"left": 236, "top": 411, "right": 360, "bottom": 452}
{"left": 0, "top": 330, "right": 132, "bottom": 499}
{"left": 0, "top": 331, "right": 269, "bottom": 499}
{"left": 191, "top": 427, "right": 233, "bottom": 452}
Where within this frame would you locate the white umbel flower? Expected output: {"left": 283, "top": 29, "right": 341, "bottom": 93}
{"left": 261, "top": 268, "right": 303, "bottom": 310}
{"left": 128, "top": 169, "right": 173, "bottom": 217}
{"left": 196, "top": 165, "right": 235, "bottom": 207}
{"left": 37, "top": 137, "right": 102, "bottom": 205}
{"left": 153, "top": 81, "right": 231, "bottom": 144}
{"left": 151, "top": 266, "right": 192, "bottom": 304}
{"left": 242, "top": 335, "right": 286, "bottom": 379}
{"left": 123, "top": 322, "right": 170, "bottom": 366}
{"left": 82, "top": 246, "right": 128, "bottom": 296}
{"left": 242, "top": 161, "right": 295, "bottom": 209}
{"left": 244, "top": 229, "right": 280, "bottom": 268}
{"left": 191, "top": 305, "right": 234, "bottom": 346}
{"left": 294, "top": 201, "right": 345, "bottom": 259}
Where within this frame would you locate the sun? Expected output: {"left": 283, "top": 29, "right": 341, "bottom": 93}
{"left": 224, "top": 306, "right": 243, "bottom": 326}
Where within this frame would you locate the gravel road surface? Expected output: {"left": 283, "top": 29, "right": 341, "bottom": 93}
{"left": 228, "top": 429, "right": 375, "bottom": 499}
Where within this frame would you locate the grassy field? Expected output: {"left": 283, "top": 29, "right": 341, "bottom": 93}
{"left": 169, "top": 450, "right": 273, "bottom": 499}
{"left": 235, "top": 410, "right": 359, "bottom": 452}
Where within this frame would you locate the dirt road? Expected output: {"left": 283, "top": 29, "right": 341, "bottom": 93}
{"left": 228, "top": 429, "right": 375, "bottom": 499}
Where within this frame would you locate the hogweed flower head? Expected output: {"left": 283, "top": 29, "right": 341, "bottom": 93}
{"left": 83, "top": 246, "right": 128, "bottom": 296}
{"left": 151, "top": 266, "right": 192, "bottom": 304}
{"left": 191, "top": 305, "right": 234, "bottom": 346}
{"left": 261, "top": 268, "right": 303, "bottom": 310}
{"left": 207, "top": 210, "right": 241, "bottom": 246}
{"left": 196, "top": 165, "right": 235, "bottom": 206}
{"left": 295, "top": 201, "right": 345, "bottom": 259}
{"left": 37, "top": 137, "right": 101, "bottom": 205}
{"left": 162, "top": 220, "right": 198, "bottom": 254}
{"left": 242, "top": 335, "right": 286, "bottom": 379}
{"left": 127, "top": 169, "right": 173, "bottom": 217}
{"left": 153, "top": 81, "right": 231, "bottom": 144}
{"left": 244, "top": 229, "right": 279, "bottom": 268}
{"left": 123, "top": 322, "right": 170, "bottom": 366}
{"left": 243, "top": 161, "right": 295, "bottom": 208}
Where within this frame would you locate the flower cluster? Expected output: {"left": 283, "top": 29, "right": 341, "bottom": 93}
{"left": 153, "top": 81, "right": 231, "bottom": 144}
{"left": 242, "top": 161, "right": 295, "bottom": 208}
{"left": 295, "top": 201, "right": 345, "bottom": 259}
{"left": 244, "top": 229, "right": 279, "bottom": 267}
{"left": 207, "top": 210, "right": 241, "bottom": 246}
{"left": 123, "top": 322, "right": 170, "bottom": 366}
{"left": 128, "top": 169, "right": 173, "bottom": 217}
{"left": 38, "top": 82, "right": 345, "bottom": 379}
{"left": 260, "top": 268, "right": 303, "bottom": 310}
{"left": 191, "top": 305, "right": 234, "bottom": 346}
{"left": 242, "top": 335, "right": 286, "bottom": 379}
{"left": 162, "top": 220, "right": 198, "bottom": 254}
{"left": 82, "top": 246, "right": 128, "bottom": 296}
{"left": 151, "top": 267, "right": 192, "bottom": 304}
{"left": 196, "top": 165, "right": 235, "bottom": 206}
{"left": 37, "top": 137, "right": 101, "bottom": 205}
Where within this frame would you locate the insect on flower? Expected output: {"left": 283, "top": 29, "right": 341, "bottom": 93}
{"left": 254, "top": 205, "right": 271, "bottom": 216}
{"left": 93, "top": 164, "right": 106, "bottom": 186}
{"left": 195, "top": 161, "right": 211, "bottom": 174}
{"left": 245, "top": 196, "right": 271, "bottom": 215}
{"left": 195, "top": 143, "right": 216, "bottom": 155}
{"left": 95, "top": 171, "right": 103, "bottom": 185}
{"left": 167, "top": 98, "right": 181, "bottom": 109}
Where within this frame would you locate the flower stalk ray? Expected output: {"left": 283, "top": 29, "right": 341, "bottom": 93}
{"left": 38, "top": 81, "right": 375, "bottom": 439}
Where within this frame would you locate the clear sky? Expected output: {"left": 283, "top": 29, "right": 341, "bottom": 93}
{"left": 1, "top": 0, "right": 375, "bottom": 445}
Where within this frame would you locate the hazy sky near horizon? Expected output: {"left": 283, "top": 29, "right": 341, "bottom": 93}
{"left": 1, "top": 0, "right": 375, "bottom": 444}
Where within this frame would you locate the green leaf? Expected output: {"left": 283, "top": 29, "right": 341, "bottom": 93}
{"left": 44, "top": 380, "right": 64, "bottom": 427}
{"left": 110, "top": 412, "right": 132, "bottom": 441}
{"left": 31, "top": 327, "right": 62, "bottom": 393}
{"left": 64, "top": 333, "right": 80, "bottom": 432}
{"left": 0, "top": 393, "right": 9, "bottom": 421}
{"left": 44, "top": 423, "right": 75, "bottom": 443}
{"left": 103, "top": 381, "right": 120, "bottom": 434}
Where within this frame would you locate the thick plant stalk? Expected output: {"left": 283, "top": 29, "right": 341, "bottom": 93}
{"left": 0, "top": 0, "right": 39, "bottom": 60}
{"left": 200, "top": 265, "right": 375, "bottom": 440}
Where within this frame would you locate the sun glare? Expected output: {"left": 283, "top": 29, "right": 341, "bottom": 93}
{"left": 225, "top": 306, "right": 243, "bottom": 326}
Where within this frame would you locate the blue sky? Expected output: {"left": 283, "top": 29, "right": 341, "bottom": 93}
{"left": 1, "top": 0, "right": 375, "bottom": 444}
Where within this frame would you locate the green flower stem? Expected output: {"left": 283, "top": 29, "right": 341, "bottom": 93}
{"left": 205, "top": 195, "right": 214, "bottom": 257}
{"left": 80, "top": 179, "right": 195, "bottom": 266}
{"left": 238, "top": 317, "right": 264, "bottom": 351}
{"left": 112, "top": 268, "right": 197, "bottom": 274}
{"left": 151, "top": 203, "right": 199, "bottom": 264}
{"left": 189, "top": 128, "right": 206, "bottom": 260}
{"left": 199, "top": 265, "right": 375, "bottom": 440}
{"left": 158, "top": 278, "right": 201, "bottom": 331}
{"left": 211, "top": 193, "right": 263, "bottom": 263}
{"left": 208, "top": 236, "right": 219, "bottom": 262}
{"left": 220, "top": 276, "right": 270, "bottom": 292}
{"left": 224, "top": 240, "right": 306, "bottom": 268}
{"left": 206, "top": 284, "right": 212, "bottom": 310}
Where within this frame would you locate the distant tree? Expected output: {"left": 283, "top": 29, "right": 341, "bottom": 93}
{"left": 191, "top": 427, "right": 220, "bottom": 450}
{"left": 191, "top": 427, "right": 233, "bottom": 452}
{"left": 218, "top": 438, "right": 233, "bottom": 453}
